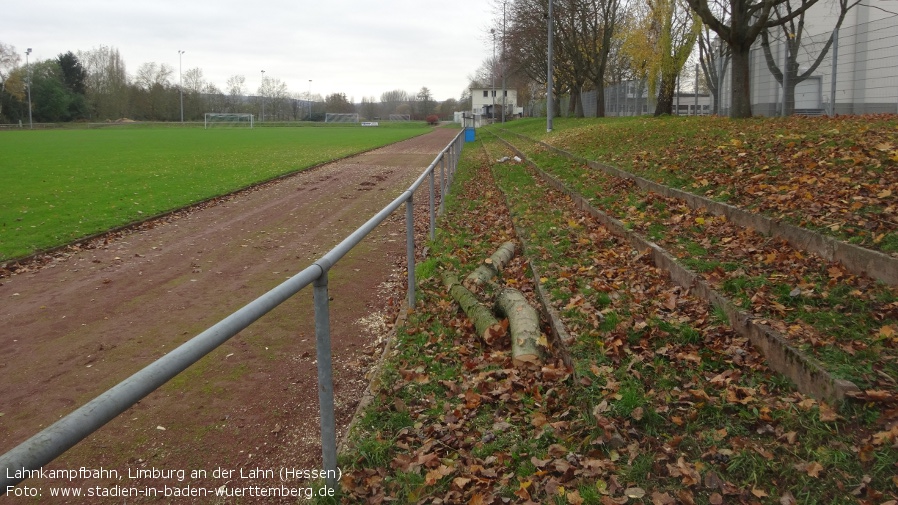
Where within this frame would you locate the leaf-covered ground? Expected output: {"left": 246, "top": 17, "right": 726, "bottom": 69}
{"left": 335, "top": 127, "right": 898, "bottom": 505}
{"left": 497, "top": 115, "right": 898, "bottom": 255}
{"left": 491, "top": 129, "right": 898, "bottom": 394}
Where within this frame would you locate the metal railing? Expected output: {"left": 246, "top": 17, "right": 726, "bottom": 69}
{"left": 1, "top": 130, "right": 464, "bottom": 492}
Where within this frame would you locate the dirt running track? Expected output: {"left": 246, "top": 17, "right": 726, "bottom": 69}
{"left": 1, "top": 128, "right": 460, "bottom": 503}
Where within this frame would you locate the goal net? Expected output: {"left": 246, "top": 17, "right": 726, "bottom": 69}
{"left": 324, "top": 113, "right": 360, "bottom": 123}
{"left": 204, "top": 113, "right": 254, "bottom": 129}
{"left": 389, "top": 114, "right": 411, "bottom": 121}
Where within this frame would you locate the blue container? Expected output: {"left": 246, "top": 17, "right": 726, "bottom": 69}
{"left": 464, "top": 127, "right": 476, "bottom": 142}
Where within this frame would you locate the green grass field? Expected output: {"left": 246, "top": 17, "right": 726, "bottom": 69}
{"left": 0, "top": 125, "right": 430, "bottom": 261}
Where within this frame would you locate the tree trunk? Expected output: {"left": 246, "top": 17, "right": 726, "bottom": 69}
{"left": 729, "top": 45, "right": 753, "bottom": 118}
{"left": 595, "top": 81, "right": 606, "bottom": 117}
{"left": 495, "top": 288, "right": 545, "bottom": 367}
{"left": 465, "top": 241, "right": 516, "bottom": 288}
{"left": 443, "top": 273, "right": 502, "bottom": 345}
{"left": 784, "top": 79, "right": 797, "bottom": 116}
{"left": 654, "top": 74, "right": 676, "bottom": 116}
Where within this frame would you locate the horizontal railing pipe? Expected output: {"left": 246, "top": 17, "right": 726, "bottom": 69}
{"left": 0, "top": 264, "right": 323, "bottom": 488}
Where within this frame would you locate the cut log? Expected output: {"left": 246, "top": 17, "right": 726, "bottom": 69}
{"left": 443, "top": 272, "right": 503, "bottom": 344}
{"left": 464, "top": 241, "right": 516, "bottom": 288}
{"left": 495, "top": 288, "right": 545, "bottom": 367}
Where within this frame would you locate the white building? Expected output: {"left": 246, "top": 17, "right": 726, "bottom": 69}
{"left": 469, "top": 87, "right": 524, "bottom": 123}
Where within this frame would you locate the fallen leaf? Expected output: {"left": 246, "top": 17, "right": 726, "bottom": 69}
{"left": 567, "top": 490, "right": 585, "bottom": 505}
{"left": 651, "top": 491, "right": 675, "bottom": 505}
{"left": 677, "top": 489, "right": 695, "bottom": 505}
{"left": 805, "top": 461, "right": 824, "bottom": 478}
{"left": 621, "top": 487, "right": 643, "bottom": 499}
{"left": 818, "top": 403, "right": 839, "bottom": 422}
{"left": 531, "top": 412, "right": 548, "bottom": 427}
{"left": 452, "top": 477, "right": 471, "bottom": 489}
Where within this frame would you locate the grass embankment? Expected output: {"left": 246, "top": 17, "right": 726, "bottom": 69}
{"left": 339, "top": 127, "right": 897, "bottom": 504}
{"left": 491, "top": 124, "right": 898, "bottom": 393}
{"left": 498, "top": 115, "right": 898, "bottom": 254}
{"left": 0, "top": 125, "right": 428, "bottom": 261}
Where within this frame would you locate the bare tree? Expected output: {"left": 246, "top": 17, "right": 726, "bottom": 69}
{"left": 258, "top": 75, "right": 289, "bottom": 120}
{"left": 360, "top": 96, "right": 378, "bottom": 120}
{"left": 182, "top": 67, "right": 205, "bottom": 120}
{"left": 134, "top": 62, "right": 175, "bottom": 120}
{"left": 225, "top": 74, "right": 246, "bottom": 112}
{"left": 380, "top": 89, "right": 410, "bottom": 116}
{"left": 134, "top": 62, "right": 173, "bottom": 90}
{"left": 77, "top": 45, "right": 129, "bottom": 120}
{"left": 504, "top": 0, "right": 622, "bottom": 118}
{"left": 698, "top": 22, "right": 730, "bottom": 114}
{"left": 760, "top": 0, "right": 859, "bottom": 115}
{"left": 685, "top": 0, "right": 822, "bottom": 117}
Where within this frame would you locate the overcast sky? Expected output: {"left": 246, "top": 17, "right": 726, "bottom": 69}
{"left": 5, "top": 0, "right": 500, "bottom": 102}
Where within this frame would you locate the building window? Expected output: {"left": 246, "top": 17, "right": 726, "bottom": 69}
{"left": 483, "top": 91, "right": 488, "bottom": 97}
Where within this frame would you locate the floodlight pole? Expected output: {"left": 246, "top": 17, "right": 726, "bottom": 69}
{"left": 260, "top": 70, "right": 265, "bottom": 122}
{"left": 308, "top": 79, "right": 312, "bottom": 121}
{"left": 25, "top": 48, "right": 33, "bottom": 129}
{"left": 491, "top": 29, "right": 496, "bottom": 124}
{"left": 502, "top": 1, "right": 507, "bottom": 123}
{"left": 178, "top": 50, "right": 185, "bottom": 123}
{"left": 547, "top": 0, "right": 554, "bottom": 132}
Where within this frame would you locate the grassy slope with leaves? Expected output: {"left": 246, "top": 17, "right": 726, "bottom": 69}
{"left": 491, "top": 126, "right": 898, "bottom": 393}
{"left": 498, "top": 115, "right": 898, "bottom": 255}
{"left": 337, "top": 129, "right": 898, "bottom": 504}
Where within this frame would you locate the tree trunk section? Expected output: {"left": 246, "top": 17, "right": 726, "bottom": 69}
{"left": 495, "top": 288, "right": 544, "bottom": 367}
{"left": 443, "top": 272, "right": 502, "bottom": 345}
{"left": 654, "top": 74, "right": 676, "bottom": 116}
{"left": 464, "top": 241, "right": 516, "bottom": 288}
{"left": 729, "top": 46, "right": 753, "bottom": 118}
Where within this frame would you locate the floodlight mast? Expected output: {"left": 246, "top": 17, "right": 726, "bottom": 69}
{"left": 178, "top": 50, "right": 185, "bottom": 123}
{"left": 502, "top": 1, "right": 507, "bottom": 123}
{"left": 547, "top": 0, "right": 554, "bottom": 132}
{"left": 490, "top": 29, "right": 496, "bottom": 124}
{"left": 25, "top": 48, "right": 33, "bottom": 129}
{"left": 260, "top": 70, "right": 265, "bottom": 122}
{"left": 308, "top": 80, "right": 312, "bottom": 121}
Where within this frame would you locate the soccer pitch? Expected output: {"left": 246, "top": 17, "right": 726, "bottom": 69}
{"left": 0, "top": 125, "right": 430, "bottom": 261}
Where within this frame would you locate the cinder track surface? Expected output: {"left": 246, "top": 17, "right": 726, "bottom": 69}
{"left": 1, "top": 128, "right": 459, "bottom": 502}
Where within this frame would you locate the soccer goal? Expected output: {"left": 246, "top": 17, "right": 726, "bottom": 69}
{"left": 324, "top": 113, "right": 360, "bottom": 123}
{"left": 389, "top": 114, "right": 411, "bottom": 121}
{"left": 204, "top": 113, "right": 254, "bottom": 129}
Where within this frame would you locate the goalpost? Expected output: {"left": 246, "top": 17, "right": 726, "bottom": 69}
{"left": 204, "top": 113, "right": 254, "bottom": 129}
{"left": 324, "top": 113, "right": 360, "bottom": 123}
{"left": 389, "top": 114, "right": 411, "bottom": 121}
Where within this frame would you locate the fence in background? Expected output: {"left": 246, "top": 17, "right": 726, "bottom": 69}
{"left": 744, "top": 12, "right": 898, "bottom": 117}
{"left": 0, "top": 130, "right": 464, "bottom": 493}
{"left": 529, "top": 11, "right": 898, "bottom": 119}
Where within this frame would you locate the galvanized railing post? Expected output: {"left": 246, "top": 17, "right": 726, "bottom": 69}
{"left": 313, "top": 273, "right": 338, "bottom": 489}
{"left": 406, "top": 194, "right": 416, "bottom": 307}
{"left": 429, "top": 169, "right": 435, "bottom": 241}
{"left": 440, "top": 153, "right": 446, "bottom": 215}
